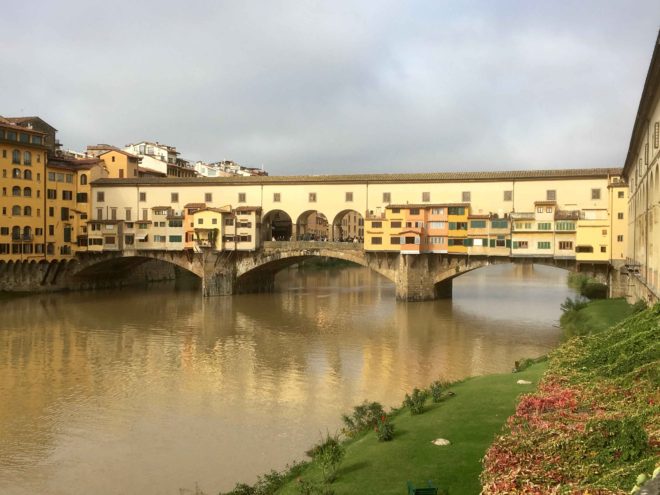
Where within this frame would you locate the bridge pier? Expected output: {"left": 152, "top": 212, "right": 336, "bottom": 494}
{"left": 394, "top": 254, "right": 453, "bottom": 301}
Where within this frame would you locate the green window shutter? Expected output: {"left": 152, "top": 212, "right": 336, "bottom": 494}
{"left": 449, "top": 222, "right": 457, "bottom": 230}
{"left": 490, "top": 239, "right": 496, "bottom": 247}
{"left": 512, "top": 241, "right": 518, "bottom": 249}
{"left": 506, "top": 239, "right": 511, "bottom": 248}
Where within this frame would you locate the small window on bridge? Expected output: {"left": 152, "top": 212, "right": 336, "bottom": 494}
{"left": 382, "top": 192, "right": 391, "bottom": 203}
{"left": 140, "top": 192, "right": 146, "bottom": 202}
{"left": 503, "top": 190, "right": 512, "bottom": 201}
{"left": 273, "top": 193, "right": 281, "bottom": 202}
{"left": 462, "top": 191, "right": 471, "bottom": 202}
{"left": 345, "top": 192, "right": 353, "bottom": 202}
{"left": 546, "top": 190, "right": 556, "bottom": 201}
{"left": 591, "top": 188, "right": 601, "bottom": 200}
{"left": 205, "top": 193, "right": 212, "bottom": 202}
{"left": 238, "top": 193, "right": 246, "bottom": 203}
{"left": 308, "top": 193, "right": 317, "bottom": 202}
{"left": 422, "top": 192, "right": 430, "bottom": 202}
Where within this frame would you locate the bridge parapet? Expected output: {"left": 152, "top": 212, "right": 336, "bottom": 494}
{"left": 262, "top": 241, "right": 364, "bottom": 251}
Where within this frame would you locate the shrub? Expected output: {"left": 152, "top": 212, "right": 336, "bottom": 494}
{"left": 581, "top": 282, "right": 608, "bottom": 299}
{"left": 560, "top": 297, "right": 588, "bottom": 313}
{"left": 584, "top": 417, "right": 649, "bottom": 464}
{"left": 375, "top": 415, "right": 394, "bottom": 441}
{"left": 297, "top": 479, "right": 335, "bottom": 495}
{"left": 632, "top": 299, "right": 648, "bottom": 314}
{"left": 403, "top": 388, "right": 428, "bottom": 415}
{"left": 308, "top": 433, "right": 345, "bottom": 483}
{"left": 341, "top": 401, "right": 385, "bottom": 436}
{"left": 223, "top": 483, "right": 255, "bottom": 495}
{"left": 429, "top": 381, "right": 444, "bottom": 402}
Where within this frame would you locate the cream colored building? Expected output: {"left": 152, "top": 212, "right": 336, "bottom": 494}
{"left": 621, "top": 30, "right": 660, "bottom": 301}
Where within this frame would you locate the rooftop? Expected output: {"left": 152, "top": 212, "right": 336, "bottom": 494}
{"left": 91, "top": 167, "right": 623, "bottom": 187}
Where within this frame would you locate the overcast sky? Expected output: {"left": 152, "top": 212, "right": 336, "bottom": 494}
{"left": 1, "top": 1, "right": 659, "bottom": 175}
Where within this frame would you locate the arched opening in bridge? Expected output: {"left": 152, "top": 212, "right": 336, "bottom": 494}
{"left": 332, "top": 209, "right": 364, "bottom": 243}
{"left": 73, "top": 256, "right": 201, "bottom": 290}
{"left": 262, "top": 210, "right": 293, "bottom": 242}
{"left": 295, "top": 210, "right": 330, "bottom": 241}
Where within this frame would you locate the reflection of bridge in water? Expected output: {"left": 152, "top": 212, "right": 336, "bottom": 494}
{"left": 60, "top": 241, "right": 609, "bottom": 301}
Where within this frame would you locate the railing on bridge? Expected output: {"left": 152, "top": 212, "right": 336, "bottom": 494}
{"left": 262, "top": 241, "right": 364, "bottom": 251}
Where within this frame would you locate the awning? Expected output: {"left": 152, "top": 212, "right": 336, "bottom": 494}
{"left": 136, "top": 234, "right": 148, "bottom": 241}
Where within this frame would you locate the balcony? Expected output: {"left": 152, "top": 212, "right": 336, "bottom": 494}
{"left": 12, "top": 234, "right": 33, "bottom": 242}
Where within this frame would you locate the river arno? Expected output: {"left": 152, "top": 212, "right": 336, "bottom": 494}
{"left": 0, "top": 264, "right": 572, "bottom": 495}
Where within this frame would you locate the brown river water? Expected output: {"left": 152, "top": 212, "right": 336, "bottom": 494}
{"left": 0, "top": 263, "right": 573, "bottom": 494}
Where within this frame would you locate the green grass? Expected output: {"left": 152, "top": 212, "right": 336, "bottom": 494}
{"left": 560, "top": 298, "right": 633, "bottom": 337}
{"left": 275, "top": 363, "right": 547, "bottom": 495}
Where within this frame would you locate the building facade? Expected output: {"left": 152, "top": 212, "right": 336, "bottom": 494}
{"left": 621, "top": 30, "right": 660, "bottom": 301}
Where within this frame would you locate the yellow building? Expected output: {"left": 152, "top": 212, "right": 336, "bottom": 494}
{"left": 447, "top": 204, "right": 469, "bottom": 254}
{"left": 0, "top": 118, "right": 48, "bottom": 261}
{"left": 191, "top": 207, "right": 230, "bottom": 251}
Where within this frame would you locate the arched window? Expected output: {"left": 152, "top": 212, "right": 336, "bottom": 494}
{"left": 12, "top": 226, "right": 20, "bottom": 240}
{"left": 23, "top": 226, "right": 31, "bottom": 237}
{"left": 23, "top": 151, "right": 31, "bottom": 165}
{"left": 23, "top": 187, "right": 31, "bottom": 197}
{"left": 12, "top": 186, "right": 20, "bottom": 196}
{"left": 11, "top": 205, "right": 21, "bottom": 216}
{"left": 46, "top": 243, "right": 54, "bottom": 255}
{"left": 12, "top": 150, "right": 20, "bottom": 164}
{"left": 23, "top": 206, "right": 31, "bottom": 216}
{"left": 80, "top": 174, "right": 88, "bottom": 185}
{"left": 24, "top": 169, "right": 32, "bottom": 180}
{"left": 12, "top": 168, "right": 21, "bottom": 178}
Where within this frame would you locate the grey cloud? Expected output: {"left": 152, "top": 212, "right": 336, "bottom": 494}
{"left": 1, "top": 0, "right": 658, "bottom": 174}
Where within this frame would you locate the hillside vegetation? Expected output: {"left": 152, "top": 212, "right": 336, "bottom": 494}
{"left": 481, "top": 304, "right": 660, "bottom": 494}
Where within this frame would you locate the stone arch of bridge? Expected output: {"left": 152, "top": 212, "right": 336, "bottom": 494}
{"left": 72, "top": 252, "right": 204, "bottom": 280}
{"left": 234, "top": 247, "right": 396, "bottom": 290}
{"left": 331, "top": 209, "right": 364, "bottom": 242}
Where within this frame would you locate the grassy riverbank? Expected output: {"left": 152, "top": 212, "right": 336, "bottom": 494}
{"left": 223, "top": 364, "right": 546, "bottom": 495}
{"left": 560, "top": 297, "right": 634, "bottom": 337}
{"left": 482, "top": 300, "right": 659, "bottom": 494}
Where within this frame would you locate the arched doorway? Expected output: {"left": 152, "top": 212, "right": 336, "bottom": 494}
{"left": 295, "top": 210, "right": 330, "bottom": 241}
{"left": 261, "top": 210, "right": 293, "bottom": 241}
{"left": 332, "top": 209, "right": 364, "bottom": 242}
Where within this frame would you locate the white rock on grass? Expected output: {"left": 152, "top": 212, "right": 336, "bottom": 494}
{"left": 432, "top": 438, "right": 451, "bottom": 446}
{"left": 517, "top": 380, "right": 532, "bottom": 385}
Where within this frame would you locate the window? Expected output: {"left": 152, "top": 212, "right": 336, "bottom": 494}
{"left": 104, "top": 236, "right": 117, "bottom": 245}
{"left": 211, "top": 218, "right": 217, "bottom": 224}
{"left": 447, "top": 206, "right": 464, "bottom": 215}
{"left": 546, "top": 207, "right": 552, "bottom": 213}
{"left": 61, "top": 207, "right": 69, "bottom": 220}
{"left": 555, "top": 221, "right": 575, "bottom": 231}
{"left": 617, "top": 235, "right": 624, "bottom": 242}
{"left": 371, "top": 237, "right": 382, "bottom": 245}
{"left": 62, "top": 190, "right": 73, "bottom": 201}
{"left": 238, "top": 192, "right": 246, "bottom": 203}
{"left": 382, "top": 192, "right": 391, "bottom": 203}
{"left": 617, "top": 212, "right": 624, "bottom": 220}
{"left": 49, "top": 225, "right": 55, "bottom": 236}
{"left": 470, "top": 220, "right": 486, "bottom": 228}
{"left": 197, "top": 218, "right": 204, "bottom": 225}
{"left": 97, "top": 191, "right": 105, "bottom": 202}
{"left": 410, "top": 208, "right": 420, "bottom": 215}
{"left": 371, "top": 221, "right": 382, "bottom": 228}
{"left": 205, "top": 193, "right": 212, "bottom": 202}
{"left": 391, "top": 221, "right": 402, "bottom": 228}
{"left": 512, "top": 241, "right": 529, "bottom": 249}
{"left": 171, "top": 192, "right": 179, "bottom": 203}
{"left": 19, "top": 133, "right": 29, "bottom": 143}
{"left": 12, "top": 168, "right": 21, "bottom": 178}
{"left": 76, "top": 192, "right": 88, "bottom": 203}
{"left": 537, "top": 241, "right": 551, "bottom": 249}
{"left": 390, "top": 237, "right": 401, "bottom": 245}
{"left": 537, "top": 207, "right": 543, "bottom": 213}
{"left": 422, "top": 192, "right": 430, "bottom": 202}
{"left": 558, "top": 241, "right": 573, "bottom": 250}
{"left": 169, "top": 235, "right": 183, "bottom": 243}
{"left": 139, "top": 192, "right": 146, "bottom": 202}
{"left": 546, "top": 190, "right": 556, "bottom": 201}
{"left": 142, "top": 209, "right": 148, "bottom": 221}
{"left": 118, "top": 169, "right": 124, "bottom": 178}
{"left": 80, "top": 174, "right": 87, "bottom": 185}
{"left": 23, "top": 151, "right": 31, "bottom": 165}
{"left": 428, "top": 221, "right": 446, "bottom": 229}
{"left": 47, "top": 189, "right": 57, "bottom": 200}
{"left": 431, "top": 208, "right": 444, "bottom": 215}
{"left": 23, "top": 169, "right": 31, "bottom": 180}
{"left": 12, "top": 186, "right": 20, "bottom": 196}
{"left": 308, "top": 192, "right": 316, "bottom": 202}
{"left": 429, "top": 236, "right": 446, "bottom": 244}
{"left": 591, "top": 188, "right": 601, "bottom": 200}
{"left": 602, "top": 229, "right": 607, "bottom": 236}
{"left": 462, "top": 191, "right": 471, "bottom": 202}
{"left": 537, "top": 222, "right": 552, "bottom": 230}
{"left": 12, "top": 150, "right": 20, "bottom": 164}
{"left": 345, "top": 192, "right": 353, "bottom": 202}
{"left": 224, "top": 218, "right": 234, "bottom": 226}
{"left": 600, "top": 246, "right": 607, "bottom": 253}
{"left": 618, "top": 190, "right": 624, "bottom": 198}
{"left": 503, "top": 190, "right": 512, "bottom": 201}
{"left": 49, "top": 207, "right": 54, "bottom": 217}
{"left": 273, "top": 193, "right": 281, "bottom": 202}
{"left": 491, "top": 220, "right": 508, "bottom": 229}
{"left": 111, "top": 208, "right": 117, "bottom": 220}
{"left": 24, "top": 206, "right": 32, "bottom": 216}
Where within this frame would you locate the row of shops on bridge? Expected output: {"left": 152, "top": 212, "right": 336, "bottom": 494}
{"left": 84, "top": 188, "right": 628, "bottom": 264}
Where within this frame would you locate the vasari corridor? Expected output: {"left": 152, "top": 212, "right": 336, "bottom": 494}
{"left": 1, "top": 3, "right": 660, "bottom": 495}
